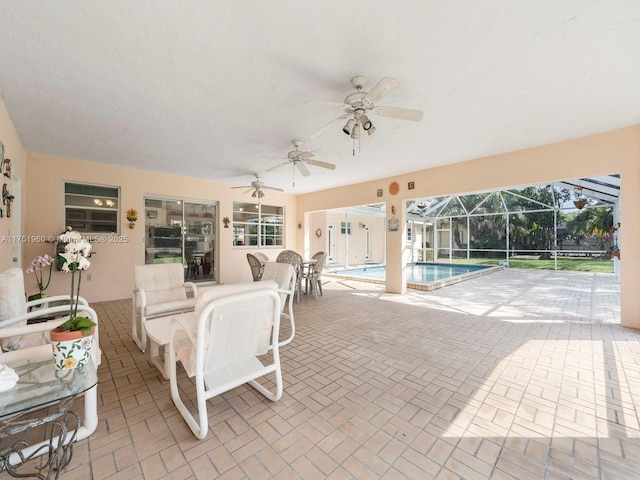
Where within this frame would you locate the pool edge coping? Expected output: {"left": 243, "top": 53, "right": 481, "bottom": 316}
{"left": 323, "top": 265, "right": 505, "bottom": 291}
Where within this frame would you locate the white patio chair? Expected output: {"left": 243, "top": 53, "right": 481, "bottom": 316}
{"left": 0, "top": 267, "right": 100, "bottom": 366}
{"left": 132, "top": 263, "right": 197, "bottom": 352}
{"left": 303, "top": 251, "right": 328, "bottom": 298}
{"left": 260, "top": 262, "right": 296, "bottom": 346}
{"left": 168, "top": 281, "right": 282, "bottom": 439}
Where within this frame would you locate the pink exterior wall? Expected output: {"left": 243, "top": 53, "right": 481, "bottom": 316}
{"left": 298, "top": 126, "right": 640, "bottom": 329}
{"left": 23, "top": 153, "right": 298, "bottom": 302}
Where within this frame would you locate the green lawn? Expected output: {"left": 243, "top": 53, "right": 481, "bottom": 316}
{"left": 449, "top": 256, "right": 614, "bottom": 273}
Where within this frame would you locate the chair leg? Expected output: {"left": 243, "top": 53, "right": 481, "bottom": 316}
{"left": 317, "top": 278, "right": 323, "bottom": 295}
{"left": 131, "top": 305, "right": 146, "bottom": 352}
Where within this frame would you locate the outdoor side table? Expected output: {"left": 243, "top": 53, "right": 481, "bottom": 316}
{"left": 0, "top": 358, "right": 98, "bottom": 479}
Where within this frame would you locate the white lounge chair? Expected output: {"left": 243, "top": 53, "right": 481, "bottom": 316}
{"left": 168, "top": 281, "right": 282, "bottom": 439}
{"left": 132, "top": 263, "right": 197, "bottom": 353}
{"left": 0, "top": 267, "right": 99, "bottom": 366}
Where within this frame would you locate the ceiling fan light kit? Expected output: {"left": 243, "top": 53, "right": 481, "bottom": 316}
{"left": 343, "top": 119, "right": 355, "bottom": 135}
{"left": 231, "top": 173, "right": 282, "bottom": 198}
{"left": 307, "top": 75, "right": 423, "bottom": 156}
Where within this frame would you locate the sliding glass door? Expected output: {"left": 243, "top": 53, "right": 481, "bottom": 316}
{"left": 144, "top": 197, "right": 217, "bottom": 282}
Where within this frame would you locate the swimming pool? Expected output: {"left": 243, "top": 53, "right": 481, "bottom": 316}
{"left": 326, "top": 262, "right": 501, "bottom": 291}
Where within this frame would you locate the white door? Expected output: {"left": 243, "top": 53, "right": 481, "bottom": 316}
{"left": 327, "top": 223, "right": 336, "bottom": 264}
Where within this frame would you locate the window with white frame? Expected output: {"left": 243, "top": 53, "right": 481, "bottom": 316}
{"left": 64, "top": 182, "right": 120, "bottom": 234}
{"left": 232, "top": 202, "right": 284, "bottom": 247}
{"left": 340, "top": 222, "right": 351, "bottom": 234}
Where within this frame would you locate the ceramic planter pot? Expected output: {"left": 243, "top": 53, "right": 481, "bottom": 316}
{"left": 50, "top": 326, "right": 95, "bottom": 370}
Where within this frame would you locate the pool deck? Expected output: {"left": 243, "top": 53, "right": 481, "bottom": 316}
{"left": 324, "top": 264, "right": 505, "bottom": 291}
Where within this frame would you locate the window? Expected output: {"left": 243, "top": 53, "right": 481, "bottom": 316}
{"left": 64, "top": 182, "right": 119, "bottom": 234}
{"left": 340, "top": 222, "right": 351, "bottom": 234}
{"left": 233, "top": 202, "right": 284, "bottom": 247}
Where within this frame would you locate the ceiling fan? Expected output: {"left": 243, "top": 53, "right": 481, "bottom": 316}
{"left": 307, "top": 75, "right": 423, "bottom": 154}
{"left": 230, "top": 174, "right": 283, "bottom": 199}
{"left": 268, "top": 140, "right": 336, "bottom": 186}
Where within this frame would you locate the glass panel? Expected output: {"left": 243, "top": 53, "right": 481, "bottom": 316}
{"left": 232, "top": 202, "right": 283, "bottom": 247}
{"left": 184, "top": 202, "right": 216, "bottom": 282}
{"left": 64, "top": 182, "right": 119, "bottom": 234}
{"left": 145, "top": 198, "right": 183, "bottom": 266}
{"left": 145, "top": 198, "right": 217, "bottom": 282}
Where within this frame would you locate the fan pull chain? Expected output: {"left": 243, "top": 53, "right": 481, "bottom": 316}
{"left": 352, "top": 136, "right": 361, "bottom": 156}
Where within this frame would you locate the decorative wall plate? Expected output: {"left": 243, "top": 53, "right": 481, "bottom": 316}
{"left": 389, "top": 181, "right": 400, "bottom": 195}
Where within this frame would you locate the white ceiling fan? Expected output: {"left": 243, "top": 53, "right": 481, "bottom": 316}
{"left": 307, "top": 75, "right": 423, "bottom": 154}
{"left": 230, "top": 173, "right": 283, "bottom": 198}
{"left": 268, "top": 140, "right": 336, "bottom": 186}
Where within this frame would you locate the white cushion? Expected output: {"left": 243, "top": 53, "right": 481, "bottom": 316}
{"left": 261, "top": 263, "right": 294, "bottom": 312}
{"left": 145, "top": 298, "right": 195, "bottom": 317}
{"left": 0, "top": 268, "right": 27, "bottom": 350}
{"left": 134, "top": 264, "right": 187, "bottom": 306}
{"left": 194, "top": 281, "right": 278, "bottom": 321}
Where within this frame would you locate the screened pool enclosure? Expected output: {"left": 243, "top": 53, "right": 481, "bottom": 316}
{"left": 404, "top": 175, "right": 620, "bottom": 270}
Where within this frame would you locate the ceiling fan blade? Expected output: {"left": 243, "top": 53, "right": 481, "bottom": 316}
{"left": 374, "top": 105, "right": 423, "bottom": 121}
{"left": 307, "top": 159, "right": 336, "bottom": 170}
{"left": 263, "top": 185, "right": 284, "bottom": 192}
{"left": 305, "top": 100, "right": 347, "bottom": 108}
{"left": 298, "top": 151, "right": 314, "bottom": 159}
{"left": 297, "top": 161, "right": 311, "bottom": 177}
{"left": 231, "top": 185, "right": 251, "bottom": 189}
{"left": 364, "top": 77, "right": 399, "bottom": 103}
{"left": 267, "top": 161, "right": 290, "bottom": 172}
{"left": 310, "top": 114, "right": 350, "bottom": 138}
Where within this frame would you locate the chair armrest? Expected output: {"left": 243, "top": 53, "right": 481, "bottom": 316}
{"left": 134, "top": 287, "right": 148, "bottom": 308}
{"left": 0, "top": 304, "right": 98, "bottom": 330}
{"left": 26, "top": 295, "right": 89, "bottom": 310}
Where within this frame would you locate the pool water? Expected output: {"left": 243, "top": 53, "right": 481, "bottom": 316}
{"left": 327, "top": 262, "right": 495, "bottom": 290}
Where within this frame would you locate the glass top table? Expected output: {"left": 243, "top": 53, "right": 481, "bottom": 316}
{"left": 0, "top": 359, "right": 97, "bottom": 419}
{"left": 0, "top": 358, "right": 99, "bottom": 478}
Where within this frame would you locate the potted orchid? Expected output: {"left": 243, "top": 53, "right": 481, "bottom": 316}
{"left": 25, "top": 254, "right": 54, "bottom": 302}
{"left": 50, "top": 228, "right": 97, "bottom": 369}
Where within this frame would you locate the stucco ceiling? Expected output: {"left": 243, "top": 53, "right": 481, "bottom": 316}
{"left": 1, "top": 1, "right": 639, "bottom": 194}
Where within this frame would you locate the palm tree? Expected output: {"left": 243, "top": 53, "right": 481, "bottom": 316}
{"left": 566, "top": 207, "right": 613, "bottom": 249}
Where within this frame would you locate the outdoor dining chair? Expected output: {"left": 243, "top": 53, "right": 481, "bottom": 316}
{"left": 275, "top": 250, "right": 303, "bottom": 302}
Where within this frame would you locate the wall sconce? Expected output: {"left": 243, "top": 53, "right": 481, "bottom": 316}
{"left": 2, "top": 158, "right": 11, "bottom": 179}
{"left": 126, "top": 208, "right": 138, "bottom": 229}
{"left": 2, "top": 184, "right": 14, "bottom": 217}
